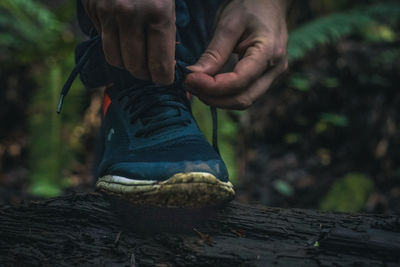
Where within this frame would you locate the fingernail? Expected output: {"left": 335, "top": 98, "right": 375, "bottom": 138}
{"left": 183, "top": 66, "right": 193, "bottom": 75}
{"left": 186, "top": 65, "right": 203, "bottom": 72}
{"left": 186, "top": 65, "right": 195, "bottom": 71}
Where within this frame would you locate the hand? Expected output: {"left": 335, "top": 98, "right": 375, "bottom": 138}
{"left": 81, "top": 0, "right": 176, "bottom": 85}
{"left": 185, "top": 0, "right": 289, "bottom": 110}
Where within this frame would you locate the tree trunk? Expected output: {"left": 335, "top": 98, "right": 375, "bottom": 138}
{"left": 0, "top": 192, "right": 399, "bottom": 266}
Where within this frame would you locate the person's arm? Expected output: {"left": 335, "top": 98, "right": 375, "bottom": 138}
{"left": 185, "top": 0, "right": 290, "bottom": 110}
{"left": 81, "top": 0, "right": 176, "bottom": 85}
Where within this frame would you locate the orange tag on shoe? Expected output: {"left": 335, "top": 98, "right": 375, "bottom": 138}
{"left": 103, "top": 92, "right": 112, "bottom": 117}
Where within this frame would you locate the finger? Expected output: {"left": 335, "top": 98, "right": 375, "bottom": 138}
{"left": 187, "top": 15, "right": 245, "bottom": 75}
{"left": 195, "top": 59, "right": 288, "bottom": 110}
{"left": 101, "top": 22, "right": 123, "bottom": 68}
{"left": 119, "top": 19, "right": 150, "bottom": 80}
{"left": 146, "top": 20, "right": 176, "bottom": 85}
{"left": 82, "top": 0, "right": 102, "bottom": 32}
{"left": 185, "top": 41, "right": 273, "bottom": 97}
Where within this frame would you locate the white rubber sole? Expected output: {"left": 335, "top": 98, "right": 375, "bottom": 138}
{"left": 96, "top": 172, "right": 235, "bottom": 208}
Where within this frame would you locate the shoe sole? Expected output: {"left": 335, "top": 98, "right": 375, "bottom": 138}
{"left": 95, "top": 172, "right": 235, "bottom": 208}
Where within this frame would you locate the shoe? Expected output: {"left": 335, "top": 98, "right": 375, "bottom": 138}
{"left": 58, "top": 37, "right": 235, "bottom": 208}
{"left": 94, "top": 81, "right": 235, "bottom": 208}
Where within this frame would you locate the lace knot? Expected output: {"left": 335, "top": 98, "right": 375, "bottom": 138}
{"left": 118, "top": 84, "right": 191, "bottom": 137}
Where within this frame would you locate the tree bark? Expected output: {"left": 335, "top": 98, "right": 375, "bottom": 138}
{"left": 0, "top": 192, "right": 399, "bottom": 266}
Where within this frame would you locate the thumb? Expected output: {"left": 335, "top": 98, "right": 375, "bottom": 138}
{"left": 187, "top": 21, "right": 243, "bottom": 75}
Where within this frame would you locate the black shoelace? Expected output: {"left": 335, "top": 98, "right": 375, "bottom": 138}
{"left": 57, "top": 36, "right": 220, "bottom": 154}
{"left": 118, "top": 84, "right": 190, "bottom": 137}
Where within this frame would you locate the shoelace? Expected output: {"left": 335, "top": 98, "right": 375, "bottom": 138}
{"left": 57, "top": 36, "right": 220, "bottom": 154}
{"left": 57, "top": 36, "right": 101, "bottom": 114}
{"left": 118, "top": 84, "right": 190, "bottom": 137}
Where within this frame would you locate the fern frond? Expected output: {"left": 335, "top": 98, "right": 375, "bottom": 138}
{"left": 288, "top": 2, "right": 400, "bottom": 61}
{"left": 0, "top": 0, "right": 63, "bottom": 61}
{"left": 0, "top": 0, "right": 61, "bottom": 31}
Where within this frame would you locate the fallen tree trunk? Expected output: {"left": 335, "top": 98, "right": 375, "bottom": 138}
{"left": 0, "top": 192, "right": 399, "bottom": 266}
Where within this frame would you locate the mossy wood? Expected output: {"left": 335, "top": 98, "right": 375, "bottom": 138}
{"left": 0, "top": 193, "right": 399, "bottom": 266}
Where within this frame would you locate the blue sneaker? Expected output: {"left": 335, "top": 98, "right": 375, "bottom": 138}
{"left": 58, "top": 37, "right": 234, "bottom": 208}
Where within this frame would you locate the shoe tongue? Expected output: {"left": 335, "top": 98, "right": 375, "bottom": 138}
{"left": 112, "top": 72, "right": 187, "bottom": 128}
{"left": 140, "top": 104, "right": 184, "bottom": 136}
{"left": 140, "top": 90, "right": 183, "bottom": 126}
{"left": 141, "top": 106, "right": 180, "bottom": 125}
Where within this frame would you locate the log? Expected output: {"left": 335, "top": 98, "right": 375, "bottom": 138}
{"left": 0, "top": 192, "right": 399, "bottom": 266}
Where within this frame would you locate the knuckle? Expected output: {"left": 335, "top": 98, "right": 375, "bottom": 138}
{"left": 113, "top": 0, "right": 135, "bottom": 15}
{"left": 152, "top": 0, "right": 173, "bottom": 12}
{"left": 282, "top": 60, "right": 289, "bottom": 72}
{"left": 275, "top": 49, "right": 283, "bottom": 59}
{"left": 252, "top": 41, "right": 273, "bottom": 59}
{"left": 147, "top": 0, "right": 173, "bottom": 21}
{"left": 202, "top": 48, "right": 223, "bottom": 64}
{"left": 274, "top": 46, "right": 286, "bottom": 59}
{"left": 219, "top": 20, "right": 238, "bottom": 37}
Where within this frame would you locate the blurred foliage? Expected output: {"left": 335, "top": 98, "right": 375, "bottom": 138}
{"left": 319, "top": 113, "right": 348, "bottom": 128}
{"left": 320, "top": 173, "right": 374, "bottom": 212}
{"left": 289, "top": 73, "right": 311, "bottom": 92}
{"left": 0, "top": 0, "right": 80, "bottom": 196}
{"left": 238, "top": 1, "right": 400, "bottom": 213}
{"left": 0, "top": 0, "right": 74, "bottom": 63}
{"left": 29, "top": 63, "right": 63, "bottom": 196}
{"left": 314, "top": 113, "right": 348, "bottom": 134}
{"left": 273, "top": 179, "right": 294, "bottom": 197}
{"left": 288, "top": 2, "right": 400, "bottom": 61}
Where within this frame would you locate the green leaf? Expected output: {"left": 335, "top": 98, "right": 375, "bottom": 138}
{"left": 284, "top": 133, "right": 300, "bottom": 144}
{"left": 319, "top": 173, "right": 374, "bottom": 212}
{"left": 321, "top": 77, "right": 339, "bottom": 88}
{"left": 320, "top": 113, "right": 349, "bottom": 127}
{"left": 289, "top": 74, "right": 311, "bottom": 92}
{"left": 30, "top": 181, "right": 61, "bottom": 197}
{"left": 273, "top": 180, "right": 294, "bottom": 197}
